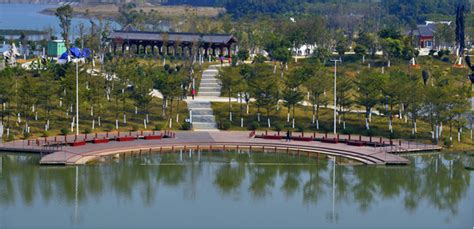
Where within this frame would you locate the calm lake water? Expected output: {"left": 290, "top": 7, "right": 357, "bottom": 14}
{"left": 0, "top": 152, "right": 472, "bottom": 228}
{"left": 0, "top": 4, "right": 118, "bottom": 34}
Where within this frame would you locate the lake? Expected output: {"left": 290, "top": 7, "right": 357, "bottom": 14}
{"left": 0, "top": 152, "right": 472, "bottom": 228}
{"left": 0, "top": 4, "right": 118, "bottom": 35}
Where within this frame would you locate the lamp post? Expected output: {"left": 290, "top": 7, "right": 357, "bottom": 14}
{"left": 75, "top": 60, "right": 79, "bottom": 135}
{"left": 330, "top": 59, "right": 341, "bottom": 135}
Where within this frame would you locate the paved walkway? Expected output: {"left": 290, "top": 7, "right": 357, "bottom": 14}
{"left": 186, "top": 65, "right": 221, "bottom": 131}
{"left": 0, "top": 131, "right": 441, "bottom": 166}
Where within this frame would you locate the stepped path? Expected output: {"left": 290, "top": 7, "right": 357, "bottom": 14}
{"left": 185, "top": 66, "right": 221, "bottom": 131}
{"left": 198, "top": 67, "right": 221, "bottom": 97}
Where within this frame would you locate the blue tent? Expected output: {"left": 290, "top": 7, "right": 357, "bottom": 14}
{"left": 69, "top": 47, "right": 81, "bottom": 58}
{"left": 59, "top": 51, "right": 68, "bottom": 60}
{"left": 81, "top": 48, "right": 91, "bottom": 59}
{"left": 58, "top": 47, "right": 91, "bottom": 62}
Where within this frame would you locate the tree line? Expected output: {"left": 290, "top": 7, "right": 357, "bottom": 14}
{"left": 217, "top": 56, "right": 471, "bottom": 143}
{"left": 0, "top": 57, "right": 194, "bottom": 139}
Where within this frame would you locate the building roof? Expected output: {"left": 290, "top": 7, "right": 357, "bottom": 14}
{"left": 417, "top": 23, "right": 436, "bottom": 37}
{"left": 108, "top": 30, "right": 237, "bottom": 45}
{"left": 408, "top": 21, "right": 452, "bottom": 38}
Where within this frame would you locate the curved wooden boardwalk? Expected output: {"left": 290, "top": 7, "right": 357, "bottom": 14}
{"left": 0, "top": 131, "right": 441, "bottom": 166}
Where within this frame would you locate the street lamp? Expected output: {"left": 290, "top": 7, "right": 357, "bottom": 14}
{"left": 330, "top": 59, "right": 341, "bottom": 135}
{"left": 75, "top": 60, "right": 79, "bottom": 135}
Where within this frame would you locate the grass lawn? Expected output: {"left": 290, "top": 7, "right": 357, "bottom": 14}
{"left": 3, "top": 97, "right": 189, "bottom": 141}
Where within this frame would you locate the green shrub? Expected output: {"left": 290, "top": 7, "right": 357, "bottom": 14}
{"left": 103, "top": 124, "right": 113, "bottom": 132}
{"left": 389, "top": 131, "right": 399, "bottom": 139}
{"left": 60, "top": 128, "right": 69, "bottom": 136}
{"left": 7, "top": 134, "right": 15, "bottom": 141}
{"left": 443, "top": 137, "right": 452, "bottom": 148}
{"left": 83, "top": 128, "right": 91, "bottom": 134}
{"left": 296, "top": 125, "right": 305, "bottom": 132}
{"left": 341, "top": 128, "right": 352, "bottom": 135}
{"left": 181, "top": 122, "right": 191, "bottom": 130}
{"left": 23, "top": 132, "right": 31, "bottom": 139}
{"left": 219, "top": 120, "right": 231, "bottom": 130}
{"left": 319, "top": 123, "right": 330, "bottom": 132}
{"left": 231, "top": 54, "right": 238, "bottom": 67}
{"left": 253, "top": 54, "right": 267, "bottom": 63}
{"left": 154, "top": 124, "right": 162, "bottom": 131}
{"left": 41, "top": 131, "right": 49, "bottom": 137}
{"left": 248, "top": 121, "right": 259, "bottom": 130}
{"left": 274, "top": 123, "right": 284, "bottom": 132}
{"left": 130, "top": 124, "right": 138, "bottom": 131}
{"left": 366, "top": 129, "right": 374, "bottom": 136}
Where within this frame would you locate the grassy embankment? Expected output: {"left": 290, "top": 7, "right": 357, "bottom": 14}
{"left": 212, "top": 55, "right": 474, "bottom": 151}
{"left": 41, "top": 4, "right": 224, "bottom": 20}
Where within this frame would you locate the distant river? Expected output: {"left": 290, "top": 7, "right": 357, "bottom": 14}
{"left": 0, "top": 3, "right": 118, "bottom": 34}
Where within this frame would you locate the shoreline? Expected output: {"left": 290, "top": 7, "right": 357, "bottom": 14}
{"left": 39, "top": 5, "right": 118, "bottom": 22}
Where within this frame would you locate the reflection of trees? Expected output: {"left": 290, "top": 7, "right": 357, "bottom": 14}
{"left": 303, "top": 160, "right": 328, "bottom": 205}
{"left": 352, "top": 165, "right": 377, "bottom": 212}
{"left": 279, "top": 156, "right": 304, "bottom": 198}
{"left": 0, "top": 152, "right": 471, "bottom": 221}
{"left": 214, "top": 164, "right": 244, "bottom": 194}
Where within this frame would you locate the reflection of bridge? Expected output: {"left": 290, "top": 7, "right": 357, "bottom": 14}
{"left": 0, "top": 131, "right": 441, "bottom": 166}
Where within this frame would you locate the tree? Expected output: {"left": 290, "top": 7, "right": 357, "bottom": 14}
{"left": 335, "top": 31, "right": 349, "bottom": 60}
{"left": 18, "top": 74, "right": 38, "bottom": 134}
{"left": 0, "top": 68, "right": 14, "bottom": 125}
{"left": 55, "top": 5, "right": 73, "bottom": 51}
{"left": 36, "top": 71, "right": 57, "bottom": 131}
{"left": 311, "top": 47, "right": 330, "bottom": 63}
{"left": 337, "top": 74, "right": 353, "bottom": 130}
{"left": 217, "top": 67, "right": 240, "bottom": 121}
{"left": 249, "top": 64, "right": 279, "bottom": 127}
{"left": 282, "top": 67, "right": 307, "bottom": 128}
{"left": 406, "top": 76, "right": 425, "bottom": 135}
{"left": 254, "top": 77, "right": 279, "bottom": 128}
{"left": 356, "top": 70, "right": 383, "bottom": 130}
{"left": 237, "top": 49, "right": 250, "bottom": 62}
{"left": 86, "top": 67, "right": 106, "bottom": 130}
{"left": 304, "top": 60, "right": 329, "bottom": 129}
{"left": 434, "top": 23, "right": 455, "bottom": 49}
{"left": 381, "top": 71, "right": 409, "bottom": 133}
{"left": 356, "top": 32, "right": 377, "bottom": 58}
{"left": 380, "top": 38, "right": 403, "bottom": 66}
{"left": 354, "top": 45, "right": 366, "bottom": 61}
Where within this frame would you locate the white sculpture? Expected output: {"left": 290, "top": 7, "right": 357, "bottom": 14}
{"left": 2, "top": 43, "right": 20, "bottom": 67}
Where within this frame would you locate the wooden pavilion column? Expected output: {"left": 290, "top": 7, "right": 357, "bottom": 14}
{"left": 135, "top": 42, "right": 140, "bottom": 55}
{"left": 203, "top": 45, "right": 209, "bottom": 57}
{"left": 212, "top": 46, "right": 216, "bottom": 56}
{"left": 226, "top": 45, "right": 231, "bottom": 56}
{"left": 219, "top": 45, "right": 225, "bottom": 56}
{"left": 158, "top": 42, "right": 163, "bottom": 55}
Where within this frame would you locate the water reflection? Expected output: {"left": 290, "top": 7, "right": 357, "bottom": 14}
{"left": 0, "top": 152, "right": 472, "bottom": 227}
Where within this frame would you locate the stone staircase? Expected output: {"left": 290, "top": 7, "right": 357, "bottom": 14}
{"left": 198, "top": 68, "right": 221, "bottom": 97}
{"left": 185, "top": 66, "right": 222, "bottom": 131}
{"left": 187, "top": 101, "right": 218, "bottom": 131}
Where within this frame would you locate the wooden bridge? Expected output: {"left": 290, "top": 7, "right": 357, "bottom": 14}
{"left": 0, "top": 131, "right": 441, "bottom": 166}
